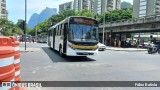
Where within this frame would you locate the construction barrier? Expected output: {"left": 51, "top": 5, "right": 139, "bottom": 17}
{"left": 0, "top": 36, "right": 15, "bottom": 90}
{"left": 0, "top": 36, "right": 26, "bottom": 90}
{"left": 9, "top": 37, "right": 21, "bottom": 82}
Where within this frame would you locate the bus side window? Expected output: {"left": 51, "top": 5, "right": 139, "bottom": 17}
{"left": 60, "top": 24, "right": 62, "bottom": 35}
{"left": 49, "top": 30, "right": 51, "bottom": 36}
{"left": 53, "top": 28, "right": 56, "bottom": 36}
{"left": 50, "top": 29, "right": 51, "bottom": 36}
{"left": 59, "top": 25, "right": 61, "bottom": 36}
{"left": 58, "top": 25, "right": 61, "bottom": 36}
{"left": 48, "top": 30, "right": 50, "bottom": 36}
{"left": 64, "top": 23, "right": 68, "bottom": 34}
{"left": 55, "top": 27, "right": 56, "bottom": 36}
{"left": 56, "top": 26, "right": 58, "bottom": 36}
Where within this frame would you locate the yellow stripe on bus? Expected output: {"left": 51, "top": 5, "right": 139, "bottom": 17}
{"left": 71, "top": 44, "right": 98, "bottom": 49}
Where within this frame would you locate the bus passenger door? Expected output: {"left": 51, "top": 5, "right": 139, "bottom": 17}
{"left": 63, "top": 23, "right": 67, "bottom": 54}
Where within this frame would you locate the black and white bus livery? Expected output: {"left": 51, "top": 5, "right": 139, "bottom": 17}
{"left": 48, "top": 16, "right": 99, "bottom": 56}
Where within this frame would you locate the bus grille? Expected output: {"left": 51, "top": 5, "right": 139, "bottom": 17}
{"left": 76, "top": 52, "right": 94, "bottom": 55}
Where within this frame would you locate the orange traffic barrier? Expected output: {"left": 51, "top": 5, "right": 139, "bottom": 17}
{"left": 9, "top": 36, "right": 24, "bottom": 90}
{"left": 0, "top": 36, "right": 15, "bottom": 90}
{"left": 9, "top": 36, "right": 21, "bottom": 82}
{"left": 0, "top": 36, "right": 26, "bottom": 90}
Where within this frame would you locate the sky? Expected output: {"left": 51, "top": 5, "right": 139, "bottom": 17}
{"left": 6, "top": 0, "right": 133, "bottom": 23}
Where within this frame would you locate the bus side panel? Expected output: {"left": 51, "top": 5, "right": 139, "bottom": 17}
{"left": 55, "top": 36, "right": 63, "bottom": 51}
{"left": 48, "top": 30, "right": 52, "bottom": 48}
{"left": 51, "top": 36, "right": 53, "bottom": 48}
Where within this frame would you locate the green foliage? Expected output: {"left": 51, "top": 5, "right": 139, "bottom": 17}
{"left": 76, "top": 9, "right": 94, "bottom": 17}
{"left": 16, "top": 20, "right": 25, "bottom": 31}
{"left": 99, "top": 8, "right": 132, "bottom": 23}
{"left": 59, "top": 10, "right": 76, "bottom": 19}
{"left": 0, "top": 18, "right": 23, "bottom": 36}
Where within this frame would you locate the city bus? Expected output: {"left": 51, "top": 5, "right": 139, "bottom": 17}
{"left": 48, "top": 16, "right": 99, "bottom": 56}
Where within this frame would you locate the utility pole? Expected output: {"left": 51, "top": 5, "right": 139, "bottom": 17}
{"left": 25, "top": 0, "right": 27, "bottom": 50}
{"left": 110, "top": 10, "right": 112, "bottom": 46}
{"left": 108, "top": 1, "right": 113, "bottom": 46}
{"left": 102, "top": 0, "right": 106, "bottom": 44}
{"left": 102, "top": 12, "right": 105, "bottom": 44}
{"left": 35, "top": 16, "right": 38, "bottom": 42}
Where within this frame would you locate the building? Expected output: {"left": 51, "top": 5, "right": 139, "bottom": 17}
{"left": 73, "top": 0, "right": 93, "bottom": 11}
{"left": 133, "top": 0, "right": 160, "bottom": 18}
{"left": 94, "top": 0, "right": 121, "bottom": 15}
{"left": 0, "top": 0, "right": 7, "bottom": 18}
{"left": 59, "top": 1, "right": 74, "bottom": 12}
{"left": 59, "top": 0, "right": 121, "bottom": 15}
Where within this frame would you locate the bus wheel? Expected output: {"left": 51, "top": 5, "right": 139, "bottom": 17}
{"left": 59, "top": 46, "right": 63, "bottom": 56}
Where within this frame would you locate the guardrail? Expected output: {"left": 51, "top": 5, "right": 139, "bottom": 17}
{"left": 100, "top": 15, "right": 160, "bottom": 27}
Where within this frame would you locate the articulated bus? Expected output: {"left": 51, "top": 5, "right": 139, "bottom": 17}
{"left": 48, "top": 16, "right": 99, "bottom": 56}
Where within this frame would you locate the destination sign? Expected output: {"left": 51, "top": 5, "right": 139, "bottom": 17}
{"left": 70, "top": 17, "right": 97, "bottom": 24}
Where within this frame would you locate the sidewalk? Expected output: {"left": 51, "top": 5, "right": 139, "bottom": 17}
{"left": 106, "top": 46, "right": 147, "bottom": 51}
{"left": 19, "top": 42, "right": 41, "bottom": 52}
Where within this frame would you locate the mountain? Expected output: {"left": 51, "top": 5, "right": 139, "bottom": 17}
{"left": 28, "top": 13, "right": 39, "bottom": 28}
{"left": 121, "top": 1, "right": 132, "bottom": 9}
{"left": 28, "top": 7, "right": 57, "bottom": 28}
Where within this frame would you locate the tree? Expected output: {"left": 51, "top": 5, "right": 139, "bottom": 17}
{"left": 16, "top": 20, "right": 25, "bottom": 32}
{"left": 59, "top": 10, "right": 76, "bottom": 19}
{"left": 0, "top": 18, "right": 23, "bottom": 36}
{"left": 75, "top": 9, "right": 94, "bottom": 17}
{"left": 99, "top": 8, "right": 132, "bottom": 23}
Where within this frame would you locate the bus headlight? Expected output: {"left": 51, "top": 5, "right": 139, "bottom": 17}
{"left": 68, "top": 44, "right": 75, "bottom": 50}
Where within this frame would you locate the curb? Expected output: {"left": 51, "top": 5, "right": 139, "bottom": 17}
{"left": 20, "top": 47, "right": 41, "bottom": 52}
{"left": 106, "top": 47, "right": 147, "bottom": 52}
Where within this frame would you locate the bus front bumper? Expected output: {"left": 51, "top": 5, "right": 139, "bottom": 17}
{"left": 66, "top": 48, "right": 98, "bottom": 56}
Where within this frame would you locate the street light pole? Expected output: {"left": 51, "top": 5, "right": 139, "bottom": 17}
{"left": 102, "top": 0, "right": 106, "bottom": 44}
{"left": 25, "top": 0, "right": 27, "bottom": 50}
{"left": 110, "top": 10, "right": 112, "bottom": 46}
{"left": 0, "top": 23, "right": 1, "bottom": 35}
{"left": 102, "top": 13, "right": 105, "bottom": 44}
{"left": 35, "top": 16, "right": 38, "bottom": 42}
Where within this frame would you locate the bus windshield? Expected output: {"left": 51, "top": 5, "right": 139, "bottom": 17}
{"left": 69, "top": 24, "right": 98, "bottom": 42}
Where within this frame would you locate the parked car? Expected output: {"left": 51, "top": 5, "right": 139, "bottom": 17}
{"left": 98, "top": 43, "right": 106, "bottom": 51}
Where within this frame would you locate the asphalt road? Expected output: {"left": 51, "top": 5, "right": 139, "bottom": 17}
{"left": 20, "top": 43, "right": 160, "bottom": 90}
